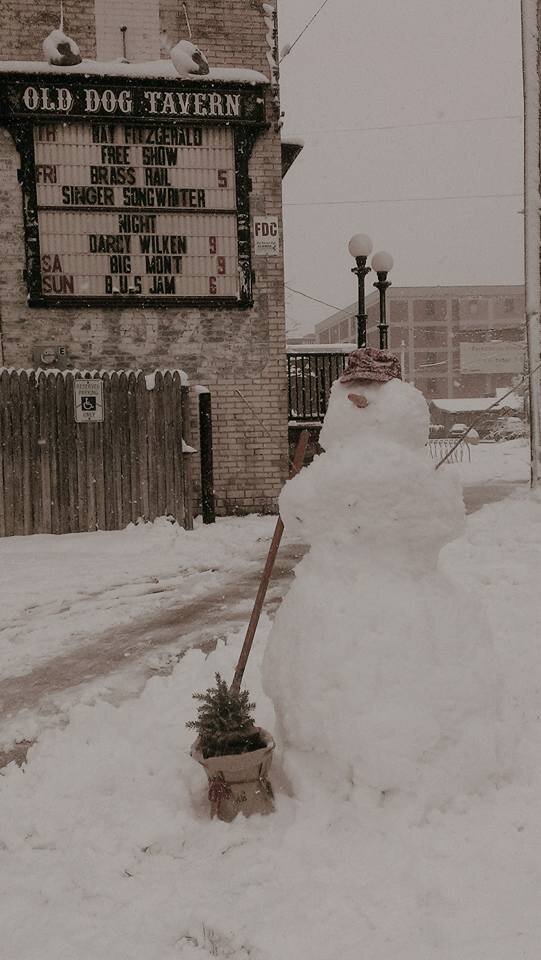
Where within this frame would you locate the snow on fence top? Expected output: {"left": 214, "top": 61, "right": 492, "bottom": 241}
{"left": 0, "top": 367, "right": 189, "bottom": 387}
{"left": 0, "top": 60, "right": 269, "bottom": 84}
{"left": 143, "top": 369, "right": 189, "bottom": 390}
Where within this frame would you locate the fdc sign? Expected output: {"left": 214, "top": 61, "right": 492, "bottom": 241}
{"left": 253, "top": 217, "right": 279, "bottom": 256}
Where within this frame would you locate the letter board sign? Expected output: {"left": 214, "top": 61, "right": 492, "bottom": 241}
{"left": 0, "top": 74, "right": 266, "bottom": 308}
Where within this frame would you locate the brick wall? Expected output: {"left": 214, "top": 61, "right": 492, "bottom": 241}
{"left": 1, "top": 0, "right": 275, "bottom": 76}
{"left": 0, "top": 1, "right": 288, "bottom": 517}
{"left": 159, "top": 0, "right": 274, "bottom": 75}
{"left": 95, "top": 0, "right": 161, "bottom": 62}
{"left": 1, "top": 0, "right": 97, "bottom": 60}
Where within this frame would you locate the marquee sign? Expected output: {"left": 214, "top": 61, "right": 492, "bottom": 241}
{"left": 0, "top": 74, "right": 266, "bottom": 307}
{"left": 0, "top": 76, "right": 265, "bottom": 124}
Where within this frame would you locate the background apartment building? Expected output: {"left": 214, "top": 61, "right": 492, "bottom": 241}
{"left": 314, "top": 285, "right": 525, "bottom": 401}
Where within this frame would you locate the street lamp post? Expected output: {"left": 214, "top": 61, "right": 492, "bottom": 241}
{"left": 348, "top": 234, "right": 373, "bottom": 348}
{"left": 372, "top": 251, "right": 394, "bottom": 350}
{"left": 348, "top": 235, "right": 394, "bottom": 349}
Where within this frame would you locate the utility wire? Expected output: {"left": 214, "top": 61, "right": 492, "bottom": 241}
{"left": 288, "top": 113, "right": 522, "bottom": 136}
{"left": 284, "top": 192, "right": 522, "bottom": 207}
{"left": 285, "top": 284, "right": 344, "bottom": 311}
{"left": 280, "top": 0, "right": 333, "bottom": 63}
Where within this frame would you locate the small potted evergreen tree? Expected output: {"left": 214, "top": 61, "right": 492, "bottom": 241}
{"left": 188, "top": 674, "right": 275, "bottom": 821}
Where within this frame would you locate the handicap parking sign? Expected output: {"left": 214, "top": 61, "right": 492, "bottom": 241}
{"left": 74, "top": 380, "right": 104, "bottom": 422}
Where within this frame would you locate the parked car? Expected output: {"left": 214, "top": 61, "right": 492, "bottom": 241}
{"left": 448, "top": 423, "right": 479, "bottom": 444}
{"left": 449, "top": 422, "right": 468, "bottom": 438}
{"left": 486, "top": 416, "right": 526, "bottom": 441}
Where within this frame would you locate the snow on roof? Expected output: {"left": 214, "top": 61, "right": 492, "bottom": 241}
{"left": 432, "top": 393, "right": 523, "bottom": 413}
{"left": 281, "top": 136, "right": 305, "bottom": 147}
{"left": 0, "top": 59, "right": 268, "bottom": 84}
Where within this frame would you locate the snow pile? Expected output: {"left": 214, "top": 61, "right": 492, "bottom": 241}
{"left": 3, "top": 489, "right": 541, "bottom": 956}
{"left": 451, "top": 437, "right": 531, "bottom": 484}
{"left": 263, "top": 378, "right": 508, "bottom": 810}
{"left": 442, "top": 489, "right": 541, "bottom": 719}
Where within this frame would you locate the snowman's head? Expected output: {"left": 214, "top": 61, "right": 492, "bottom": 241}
{"left": 319, "top": 377, "right": 429, "bottom": 453}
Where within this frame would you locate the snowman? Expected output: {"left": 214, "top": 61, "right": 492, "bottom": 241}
{"left": 262, "top": 348, "right": 508, "bottom": 811}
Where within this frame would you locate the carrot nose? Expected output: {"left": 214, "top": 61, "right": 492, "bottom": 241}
{"left": 348, "top": 393, "right": 368, "bottom": 409}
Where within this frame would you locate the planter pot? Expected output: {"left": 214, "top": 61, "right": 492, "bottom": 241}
{"left": 191, "top": 727, "right": 275, "bottom": 821}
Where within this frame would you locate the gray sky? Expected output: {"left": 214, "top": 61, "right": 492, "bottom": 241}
{"left": 278, "top": 0, "right": 524, "bottom": 336}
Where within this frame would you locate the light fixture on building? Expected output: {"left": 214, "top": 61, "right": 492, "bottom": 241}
{"left": 348, "top": 235, "right": 393, "bottom": 350}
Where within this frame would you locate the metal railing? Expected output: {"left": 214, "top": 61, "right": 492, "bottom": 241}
{"left": 427, "top": 438, "right": 471, "bottom": 463}
{"left": 287, "top": 351, "right": 349, "bottom": 422}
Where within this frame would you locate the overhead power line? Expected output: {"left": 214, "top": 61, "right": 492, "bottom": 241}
{"left": 280, "top": 0, "right": 333, "bottom": 63}
{"left": 288, "top": 113, "right": 522, "bottom": 136}
{"left": 285, "top": 284, "right": 343, "bottom": 311}
{"left": 284, "top": 192, "right": 522, "bottom": 208}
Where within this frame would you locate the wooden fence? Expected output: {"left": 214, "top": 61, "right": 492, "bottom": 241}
{"left": 0, "top": 369, "right": 193, "bottom": 536}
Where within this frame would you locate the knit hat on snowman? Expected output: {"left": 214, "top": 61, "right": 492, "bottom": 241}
{"left": 340, "top": 347, "right": 401, "bottom": 385}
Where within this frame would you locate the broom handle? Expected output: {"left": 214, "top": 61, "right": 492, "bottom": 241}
{"left": 230, "top": 429, "right": 309, "bottom": 694}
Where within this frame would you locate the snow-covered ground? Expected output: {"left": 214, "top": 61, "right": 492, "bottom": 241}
{"left": 2, "top": 439, "right": 541, "bottom": 960}
{"left": 0, "top": 440, "right": 528, "bottom": 678}
{"left": 0, "top": 514, "right": 278, "bottom": 680}
{"left": 439, "top": 437, "right": 531, "bottom": 484}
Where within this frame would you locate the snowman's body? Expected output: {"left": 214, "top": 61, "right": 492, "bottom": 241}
{"left": 262, "top": 377, "right": 506, "bottom": 809}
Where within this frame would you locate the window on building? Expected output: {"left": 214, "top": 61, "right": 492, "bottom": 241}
{"left": 424, "top": 300, "right": 435, "bottom": 317}
{"left": 425, "top": 378, "right": 447, "bottom": 397}
{"left": 390, "top": 326, "right": 405, "bottom": 348}
{"left": 390, "top": 300, "right": 408, "bottom": 324}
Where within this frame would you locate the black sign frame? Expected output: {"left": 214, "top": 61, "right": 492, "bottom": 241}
{"left": 0, "top": 73, "right": 267, "bottom": 309}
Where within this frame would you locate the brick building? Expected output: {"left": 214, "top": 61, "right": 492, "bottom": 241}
{"left": 0, "top": 0, "right": 291, "bottom": 517}
{"left": 314, "top": 284, "right": 526, "bottom": 401}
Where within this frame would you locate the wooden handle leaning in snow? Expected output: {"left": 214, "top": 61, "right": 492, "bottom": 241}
{"left": 230, "top": 429, "right": 310, "bottom": 695}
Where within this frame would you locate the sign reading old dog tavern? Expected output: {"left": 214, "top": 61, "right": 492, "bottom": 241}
{"left": 0, "top": 76, "right": 265, "bottom": 306}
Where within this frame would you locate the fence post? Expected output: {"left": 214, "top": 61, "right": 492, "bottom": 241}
{"left": 180, "top": 383, "right": 194, "bottom": 531}
{"left": 198, "top": 389, "right": 215, "bottom": 524}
